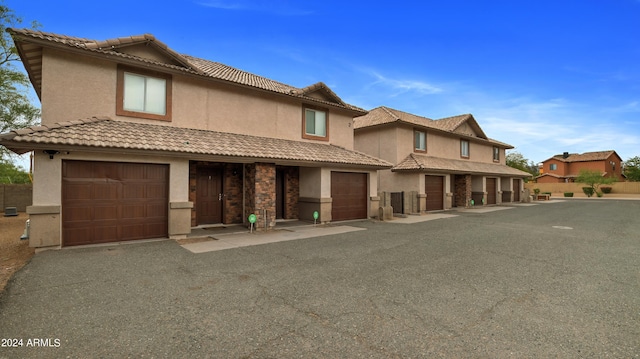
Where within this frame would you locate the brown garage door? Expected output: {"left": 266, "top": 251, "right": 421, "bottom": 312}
{"left": 486, "top": 178, "right": 497, "bottom": 205}
{"left": 62, "top": 160, "right": 168, "bottom": 246}
{"left": 331, "top": 172, "right": 367, "bottom": 221}
{"left": 425, "top": 175, "right": 444, "bottom": 211}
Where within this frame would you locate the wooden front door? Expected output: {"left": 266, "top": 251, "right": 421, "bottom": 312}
{"left": 276, "top": 169, "right": 285, "bottom": 219}
{"left": 486, "top": 178, "right": 497, "bottom": 205}
{"left": 196, "top": 167, "right": 223, "bottom": 225}
{"left": 513, "top": 179, "right": 521, "bottom": 202}
{"left": 425, "top": 175, "right": 444, "bottom": 211}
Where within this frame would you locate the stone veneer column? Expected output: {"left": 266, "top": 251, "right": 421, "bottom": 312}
{"left": 245, "top": 163, "right": 276, "bottom": 230}
{"left": 454, "top": 175, "right": 472, "bottom": 208}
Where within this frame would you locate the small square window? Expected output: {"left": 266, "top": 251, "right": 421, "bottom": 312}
{"left": 302, "top": 106, "right": 329, "bottom": 140}
{"left": 414, "top": 130, "right": 426, "bottom": 152}
{"left": 460, "top": 140, "right": 470, "bottom": 158}
{"left": 493, "top": 147, "right": 500, "bottom": 161}
{"left": 550, "top": 163, "right": 557, "bottom": 171}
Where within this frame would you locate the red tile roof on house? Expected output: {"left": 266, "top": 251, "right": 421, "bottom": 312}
{"left": 545, "top": 150, "right": 618, "bottom": 163}
{"left": 0, "top": 118, "right": 392, "bottom": 168}
{"left": 8, "top": 28, "right": 365, "bottom": 114}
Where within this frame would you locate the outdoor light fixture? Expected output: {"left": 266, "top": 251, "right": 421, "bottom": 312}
{"left": 43, "top": 150, "right": 59, "bottom": 159}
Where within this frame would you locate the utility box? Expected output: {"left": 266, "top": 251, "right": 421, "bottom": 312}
{"left": 4, "top": 207, "right": 18, "bottom": 217}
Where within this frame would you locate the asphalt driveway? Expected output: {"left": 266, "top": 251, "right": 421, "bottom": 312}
{"left": 1, "top": 200, "right": 639, "bottom": 358}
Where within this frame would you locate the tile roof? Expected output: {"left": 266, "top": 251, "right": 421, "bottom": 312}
{"left": 353, "top": 106, "right": 434, "bottom": 129}
{"left": 548, "top": 150, "right": 618, "bottom": 163}
{"left": 0, "top": 118, "right": 392, "bottom": 169}
{"left": 354, "top": 106, "right": 511, "bottom": 148}
{"left": 8, "top": 28, "right": 365, "bottom": 114}
{"left": 392, "top": 153, "right": 531, "bottom": 177}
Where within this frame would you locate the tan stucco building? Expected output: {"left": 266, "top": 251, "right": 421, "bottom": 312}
{"left": 0, "top": 29, "right": 391, "bottom": 249}
{"left": 354, "top": 107, "right": 531, "bottom": 213}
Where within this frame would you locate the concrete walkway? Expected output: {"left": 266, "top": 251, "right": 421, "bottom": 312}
{"left": 181, "top": 225, "right": 366, "bottom": 253}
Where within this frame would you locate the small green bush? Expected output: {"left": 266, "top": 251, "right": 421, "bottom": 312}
{"left": 601, "top": 186, "right": 612, "bottom": 194}
{"left": 543, "top": 192, "right": 552, "bottom": 195}
{"left": 582, "top": 187, "right": 594, "bottom": 197}
{"left": 596, "top": 191, "right": 603, "bottom": 197}
{"left": 564, "top": 192, "right": 573, "bottom": 197}
{"left": 533, "top": 188, "right": 540, "bottom": 195}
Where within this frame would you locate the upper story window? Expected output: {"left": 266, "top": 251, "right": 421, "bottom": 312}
{"left": 414, "top": 130, "right": 426, "bottom": 152}
{"left": 493, "top": 147, "right": 500, "bottom": 162}
{"left": 117, "top": 66, "right": 172, "bottom": 121}
{"left": 303, "top": 106, "right": 329, "bottom": 141}
{"left": 550, "top": 163, "right": 557, "bottom": 170}
{"left": 460, "top": 139, "right": 470, "bottom": 158}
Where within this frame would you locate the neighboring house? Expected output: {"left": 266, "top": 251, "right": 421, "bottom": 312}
{"left": 353, "top": 107, "right": 531, "bottom": 213}
{"left": 0, "top": 29, "right": 391, "bottom": 249}
{"left": 536, "top": 150, "right": 625, "bottom": 183}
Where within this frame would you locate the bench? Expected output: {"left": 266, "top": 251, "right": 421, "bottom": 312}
{"left": 536, "top": 194, "right": 550, "bottom": 201}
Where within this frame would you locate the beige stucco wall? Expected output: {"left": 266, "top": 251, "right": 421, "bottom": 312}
{"left": 40, "top": 48, "right": 355, "bottom": 150}
{"left": 355, "top": 123, "right": 508, "bottom": 166}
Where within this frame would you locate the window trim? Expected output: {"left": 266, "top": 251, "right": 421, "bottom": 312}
{"left": 460, "top": 139, "right": 470, "bottom": 159}
{"left": 493, "top": 146, "right": 500, "bottom": 162}
{"left": 414, "top": 129, "right": 427, "bottom": 153}
{"left": 302, "top": 105, "right": 329, "bottom": 141}
{"left": 116, "top": 65, "right": 172, "bottom": 121}
{"left": 550, "top": 163, "right": 557, "bottom": 171}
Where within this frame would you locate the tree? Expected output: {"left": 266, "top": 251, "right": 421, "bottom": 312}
{"left": 575, "top": 169, "right": 615, "bottom": 197}
{"left": 0, "top": 2, "right": 41, "bottom": 161}
{"left": 623, "top": 156, "right": 640, "bottom": 182}
{"left": 506, "top": 151, "right": 539, "bottom": 179}
{"left": 0, "top": 158, "right": 30, "bottom": 183}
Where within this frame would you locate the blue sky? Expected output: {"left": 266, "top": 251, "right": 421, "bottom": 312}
{"left": 6, "top": 0, "right": 640, "bottom": 168}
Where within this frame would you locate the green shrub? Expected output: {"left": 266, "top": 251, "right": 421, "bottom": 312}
{"left": 533, "top": 188, "right": 540, "bottom": 195}
{"left": 601, "top": 186, "right": 612, "bottom": 194}
{"left": 582, "top": 187, "right": 594, "bottom": 197}
{"left": 564, "top": 192, "right": 573, "bottom": 197}
{"left": 542, "top": 192, "right": 552, "bottom": 195}
{"left": 596, "top": 191, "right": 603, "bottom": 197}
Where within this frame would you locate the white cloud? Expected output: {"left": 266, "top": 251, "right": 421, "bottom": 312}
{"left": 196, "top": 1, "right": 313, "bottom": 15}
{"left": 367, "top": 71, "right": 443, "bottom": 96}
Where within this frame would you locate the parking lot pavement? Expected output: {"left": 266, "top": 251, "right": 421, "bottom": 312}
{"left": 1, "top": 200, "right": 639, "bottom": 358}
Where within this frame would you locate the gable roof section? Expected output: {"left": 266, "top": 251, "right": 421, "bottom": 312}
{"left": 353, "top": 106, "right": 433, "bottom": 129}
{"left": 354, "top": 106, "right": 511, "bottom": 148}
{"left": 431, "top": 114, "right": 488, "bottom": 139}
{"left": 393, "top": 153, "right": 531, "bottom": 177}
{"left": 0, "top": 118, "right": 392, "bottom": 169}
{"left": 8, "top": 28, "right": 365, "bottom": 114}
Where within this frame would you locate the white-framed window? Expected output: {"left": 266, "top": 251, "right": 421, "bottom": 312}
{"left": 303, "top": 106, "right": 328, "bottom": 140}
{"left": 414, "top": 130, "right": 426, "bottom": 152}
{"left": 460, "top": 139, "right": 470, "bottom": 158}
{"left": 117, "top": 66, "right": 172, "bottom": 121}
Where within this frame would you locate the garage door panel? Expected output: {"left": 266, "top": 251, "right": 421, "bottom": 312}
{"left": 62, "top": 160, "right": 168, "bottom": 246}
{"left": 93, "top": 205, "right": 118, "bottom": 220}
{"left": 146, "top": 184, "right": 167, "bottom": 198}
{"left": 331, "top": 172, "right": 367, "bottom": 221}
{"left": 93, "top": 183, "right": 119, "bottom": 200}
{"left": 121, "top": 164, "right": 145, "bottom": 180}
